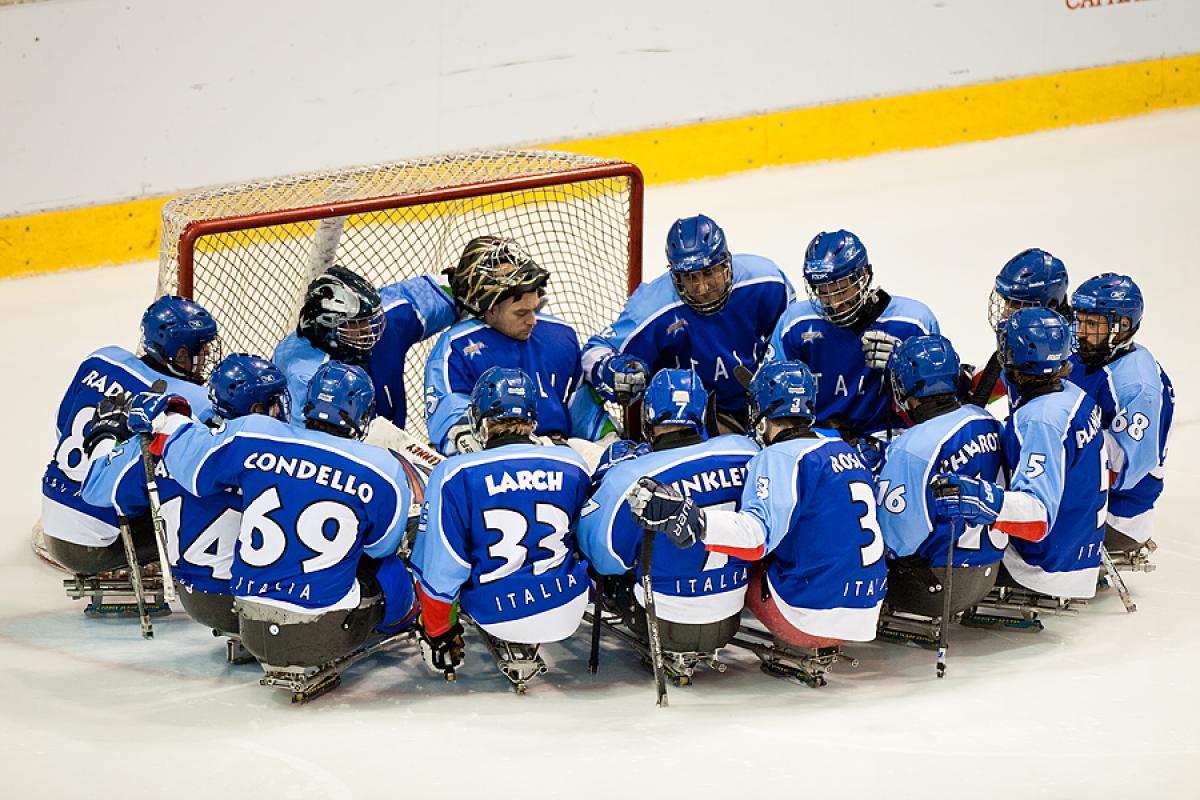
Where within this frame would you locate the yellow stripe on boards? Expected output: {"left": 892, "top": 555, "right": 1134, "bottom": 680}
{"left": 3, "top": 53, "right": 1198, "bottom": 280}
{"left": 0, "top": 197, "right": 166, "bottom": 280}
{"left": 555, "top": 54, "right": 1200, "bottom": 182}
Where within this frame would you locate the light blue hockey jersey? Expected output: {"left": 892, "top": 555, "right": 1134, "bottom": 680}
{"left": 1066, "top": 346, "right": 1173, "bottom": 522}
{"left": 274, "top": 275, "right": 456, "bottom": 429}
{"left": 582, "top": 255, "right": 793, "bottom": 413}
{"left": 42, "top": 346, "right": 213, "bottom": 547}
{"left": 877, "top": 405, "right": 1007, "bottom": 568}
{"left": 998, "top": 383, "right": 1107, "bottom": 597}
{"left": 577, "top": 435, "right": 760, "bottom": 624}
{"left": 161, "top": 415, "right": 411, "bottom": 610}
{"left": 738, "top": 432, "right": 889, "bottom": 611}
{"left": 82, "top": 435, "right": 240, "bottom": 595}
{"left": 767, "top": 294, "right": 939, "bottom": 435}
{"left": 423, "top": 313, "right": 611, "bottom": 454}
{"left": 410, "top": 443, "right": 591, "bottom": 626}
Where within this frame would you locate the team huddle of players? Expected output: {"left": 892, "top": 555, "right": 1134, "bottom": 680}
{"left": 39, "top": 215, "right": 1174, "bottom": 687}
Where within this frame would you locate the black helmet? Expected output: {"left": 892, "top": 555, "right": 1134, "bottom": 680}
{"left": 297, "top": 266, "right": 386, "bottom": 363}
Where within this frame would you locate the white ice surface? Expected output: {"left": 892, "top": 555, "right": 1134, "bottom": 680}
{"left": 2, "top": 109, "right": 1198, "bottom": 799}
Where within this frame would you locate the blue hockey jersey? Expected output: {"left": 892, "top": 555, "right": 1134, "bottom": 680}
{"left": 767, "top": 295, "right": 939, "bottom": 435}
{"left": 274, "top": 275, "right": 456, "bottom": 429}
{"left": 877, "top": 405, "right": 1007, "bottom": 568}
{"left": 998, "top": 383, "right": 1107, "bottom": 598}
{"left": 577, "top": 435, "right": 760, "bottom": 624}
{"left": 582, "top": 255, "right": 794, "bottom": 413}
{"left": 1066, "top": 346, "right": 1173, "bottom": 533}
{"left": 42, "top": 346, "right": 213, "bottom": 547}
{"left": 705, "top": 432, "right": 888, "bottom": 641}
{"left": 82, "top": 436, "right": 240, "bottom": 595}
{"left": 423, "top": 313, "right": 611, "bottom": 454}
{"left": 161, "top": 415, "right": 412, "bottom": 612}
{"left": 410, "top": 444, "right": 591, "bottom": 629}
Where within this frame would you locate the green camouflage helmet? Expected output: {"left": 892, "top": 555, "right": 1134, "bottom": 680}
{"left": 450, "top": 235, "right": 549, "bottom": 317}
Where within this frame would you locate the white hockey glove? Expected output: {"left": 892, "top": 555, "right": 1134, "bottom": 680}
{"left": 861, "top": 330, "right": 902, "bottom": 371}
{"left": 626, "top": 477, "right": 707, "bottom": 549}
{"left": 446, "top": 419, "right": 480, "bottom": 455}
{"left": 591, "top": 354, "right": 650, "bottom": 404}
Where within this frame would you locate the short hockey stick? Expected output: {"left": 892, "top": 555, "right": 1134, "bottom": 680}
{"left": 639, "top": 529, "right": 669, "bottom": 708}
{"left": 937, "top": 518, "right": 957, "bottom": 679}
{"left": 117, "top": 514, "right": 153, "bottom": 639}
{"left": 140, "top": 379, "right": 176, "bottom": 602}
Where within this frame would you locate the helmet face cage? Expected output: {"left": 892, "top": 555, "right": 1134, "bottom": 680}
{"left": 805, "top": 268, "right": 873, "bottom": 326}
{"left": 642, "top": 369, "right": 708, "bottom": 435}
{"left": 334, "top": 309, "right": 387, "bottom": 353}
{"left": 670, "top": 256, "right": 734, "bottom": 314}
{"left": 303, "top": 362, "right": 376, "bottom": 439}
{"left": 987, "top": 289, "right": 1044, "bottom": 333}
{"left": 453, "top": 236, "right": 549, "bottom": 317}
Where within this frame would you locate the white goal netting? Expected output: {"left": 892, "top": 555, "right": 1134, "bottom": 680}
{"left": 155, "top": 149, "right": 642, "bottom": 442}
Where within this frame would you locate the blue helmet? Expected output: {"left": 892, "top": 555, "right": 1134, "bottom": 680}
{"left": 1072, "top": 273, "right": 1144, "bottom": 367}
{"left": 1000, "top": 307, "right": 1074, "bottom": 377}
{"left": 802, "top": 230, "right": 873, "bottom": 325}
{"left": 303, "top": 362, "right": 376, "bottom": 438}
{"left": 988, "top": 248, "right": 1070, "bottom": 331}
{"left": 592, "top": 439, "right": 652, "bottom": 483}
{"left": 666, "top": 215, "right": 733, "bottom": 314}
{"left": 209, "top": 353, "right": 290, "bottom": 422}
{"left": 469, "top": 366, "right": 538, "bottom": 435}
{"left": 748, "top": 361, "right": 817, "bottom": 429}
{"left": 1072, "top": 272, "right": 1144, "bottom": 331}
{"left": 888, "top": 334, "right": 961, "bottom": 403}
{"left": 642, "top": 368, "right": 708, "bottom": 436}
{"left": 142, "top": 295, "right": 220, "bottom": 383}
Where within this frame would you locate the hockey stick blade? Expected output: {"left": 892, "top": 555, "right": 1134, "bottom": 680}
{"left": 733, "top": 365, "right": 755, "bottom": 390}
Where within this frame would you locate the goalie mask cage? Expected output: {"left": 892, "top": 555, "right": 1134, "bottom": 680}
{"left": 156, "top": 149, "right": 643, "bottom": 442}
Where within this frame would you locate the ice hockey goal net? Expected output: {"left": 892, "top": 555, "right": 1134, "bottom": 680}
{"left": 156, "top": 149, "right": 643, "bottom": 442}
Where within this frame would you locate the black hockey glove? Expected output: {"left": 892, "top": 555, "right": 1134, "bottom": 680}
{"left": 626, "top": 476, "right": 707, "bottom": 549}
{"left": 83, "top": 393, "right": 133, "bottom": 456}
{"left": 418, "top": 621, "right": 465, "bottom": 674}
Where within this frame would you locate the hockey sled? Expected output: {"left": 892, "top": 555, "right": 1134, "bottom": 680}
{"left": 235, "top": 594, "right": 414, "bottom": 703}
{"left": 64, "top": 573, "right": 171, "bottom": 619}
{"left": 728, "top": 625, "right": 857, "bottom": 688}
{"left": 463, "top": 616, "right": 549, "bottom": 695}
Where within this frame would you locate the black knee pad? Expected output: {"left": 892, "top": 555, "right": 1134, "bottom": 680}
{"left": 236, "top": 594, "right": 385, "bottom": 668}
{"left": 887, "top": 561, "right": 999, "bottom": 617}
{"left": 176, "top": 583, "right": 238, "bottom": 635}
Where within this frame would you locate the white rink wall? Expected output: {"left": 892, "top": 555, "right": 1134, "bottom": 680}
{"left": 2, "top": 0, "right": 1198, "bottom": 215}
